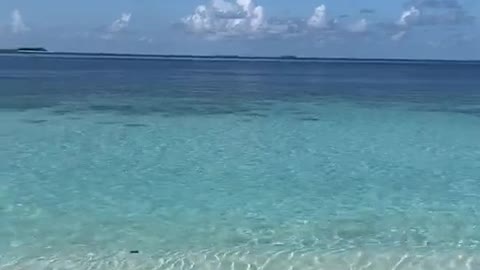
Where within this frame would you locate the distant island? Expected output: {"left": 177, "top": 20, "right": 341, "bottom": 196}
{"left": 0, "top": 47, "right": 48, "bottom": 53}
{"left": 0, "top": 47, "right": 478, "bottom": 63}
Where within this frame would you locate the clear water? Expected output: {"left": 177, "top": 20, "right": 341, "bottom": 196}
{"left": 1, "top": 56, "right": 480, "bottom": 269}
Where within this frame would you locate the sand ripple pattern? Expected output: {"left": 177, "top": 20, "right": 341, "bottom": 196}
{"left": 2, "top": 248, "right": 480, "bottom": 270}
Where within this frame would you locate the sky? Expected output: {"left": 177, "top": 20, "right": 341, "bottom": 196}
{"left": 0, "top": 0, "right": 479, "bottom": 59}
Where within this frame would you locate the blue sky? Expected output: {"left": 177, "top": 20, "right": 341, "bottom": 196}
{"left": 0, "top": 0, "right": 479, "bottom": 59}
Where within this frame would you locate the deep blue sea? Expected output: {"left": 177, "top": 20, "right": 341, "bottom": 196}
{"left": 1, "top": 55, "right": 480, "bottom": 269}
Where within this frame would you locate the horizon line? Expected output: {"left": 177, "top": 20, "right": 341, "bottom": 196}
{"left": 1, "top": 48, "right": 479, "bottom": 63}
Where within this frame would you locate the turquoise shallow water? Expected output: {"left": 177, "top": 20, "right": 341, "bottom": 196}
{"left": 1, "top": 56, "right": 480, "bottom": 269}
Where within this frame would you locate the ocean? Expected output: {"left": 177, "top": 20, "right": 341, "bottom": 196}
{"left": 1, "top": 55, "right": 480, "bottom": 269}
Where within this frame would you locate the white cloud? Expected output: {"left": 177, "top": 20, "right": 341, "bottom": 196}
{"left": 180, "top": 0, "right": 476, "bottom": 45}
{"left": 348, "top": 18, "right": 368, "bottom": 33}
{"left": 391, "top": 30, "right": 407, "bottom": 41}
{"left": 182, "top": 1, "right": 343, "bottom": 39}
{"left": 101, "top": 13, "right": 132, "bottom": 40}
{"left": 397, "top": 1, "right": 473, "bottom": 27}
{"left": 11, "top": 9, "right": 30, "bottom": 34}
{"left": 397, "top": 6, "right": 421, "bottom": 26}
{"left": 182, "top": 5, "right": 212, "bottom": 33}
{"left": 109, "top": 13, "right": 132, "bottom": 33}
{"left": 212, "top": 0, "right": 244, "bottom": 18}
{"left": 308, "top": 5, "right": 329, "bottom": 29}
{"left": 391, "top": 1, "right": 474, "bottom": 41}
{"left": 405, "top": 0, "right": 461, "bottom": 9}
{"left": 181, "top": 2, "right": 372, "bottom": 40}
{"left": 212, "top": 0, "right": 237, "bottom": 13}
{"left": 182, "top": 0, "right": 265, "bottom": 37}
{"left": 250, "top": 6, "right": 265, "bottom": 31}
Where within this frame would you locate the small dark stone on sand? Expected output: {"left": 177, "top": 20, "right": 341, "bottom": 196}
{"left": 124, "top": 123, "right": 148, "bottom": 127}
{"left": 130, "top": 250, "right": 140, "bottom": 254}
{"left": 299, "top": 117, "right": 320, "bottom": 122}
{"left": 22, "top": 119, "right": 48, "bottom": 124}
